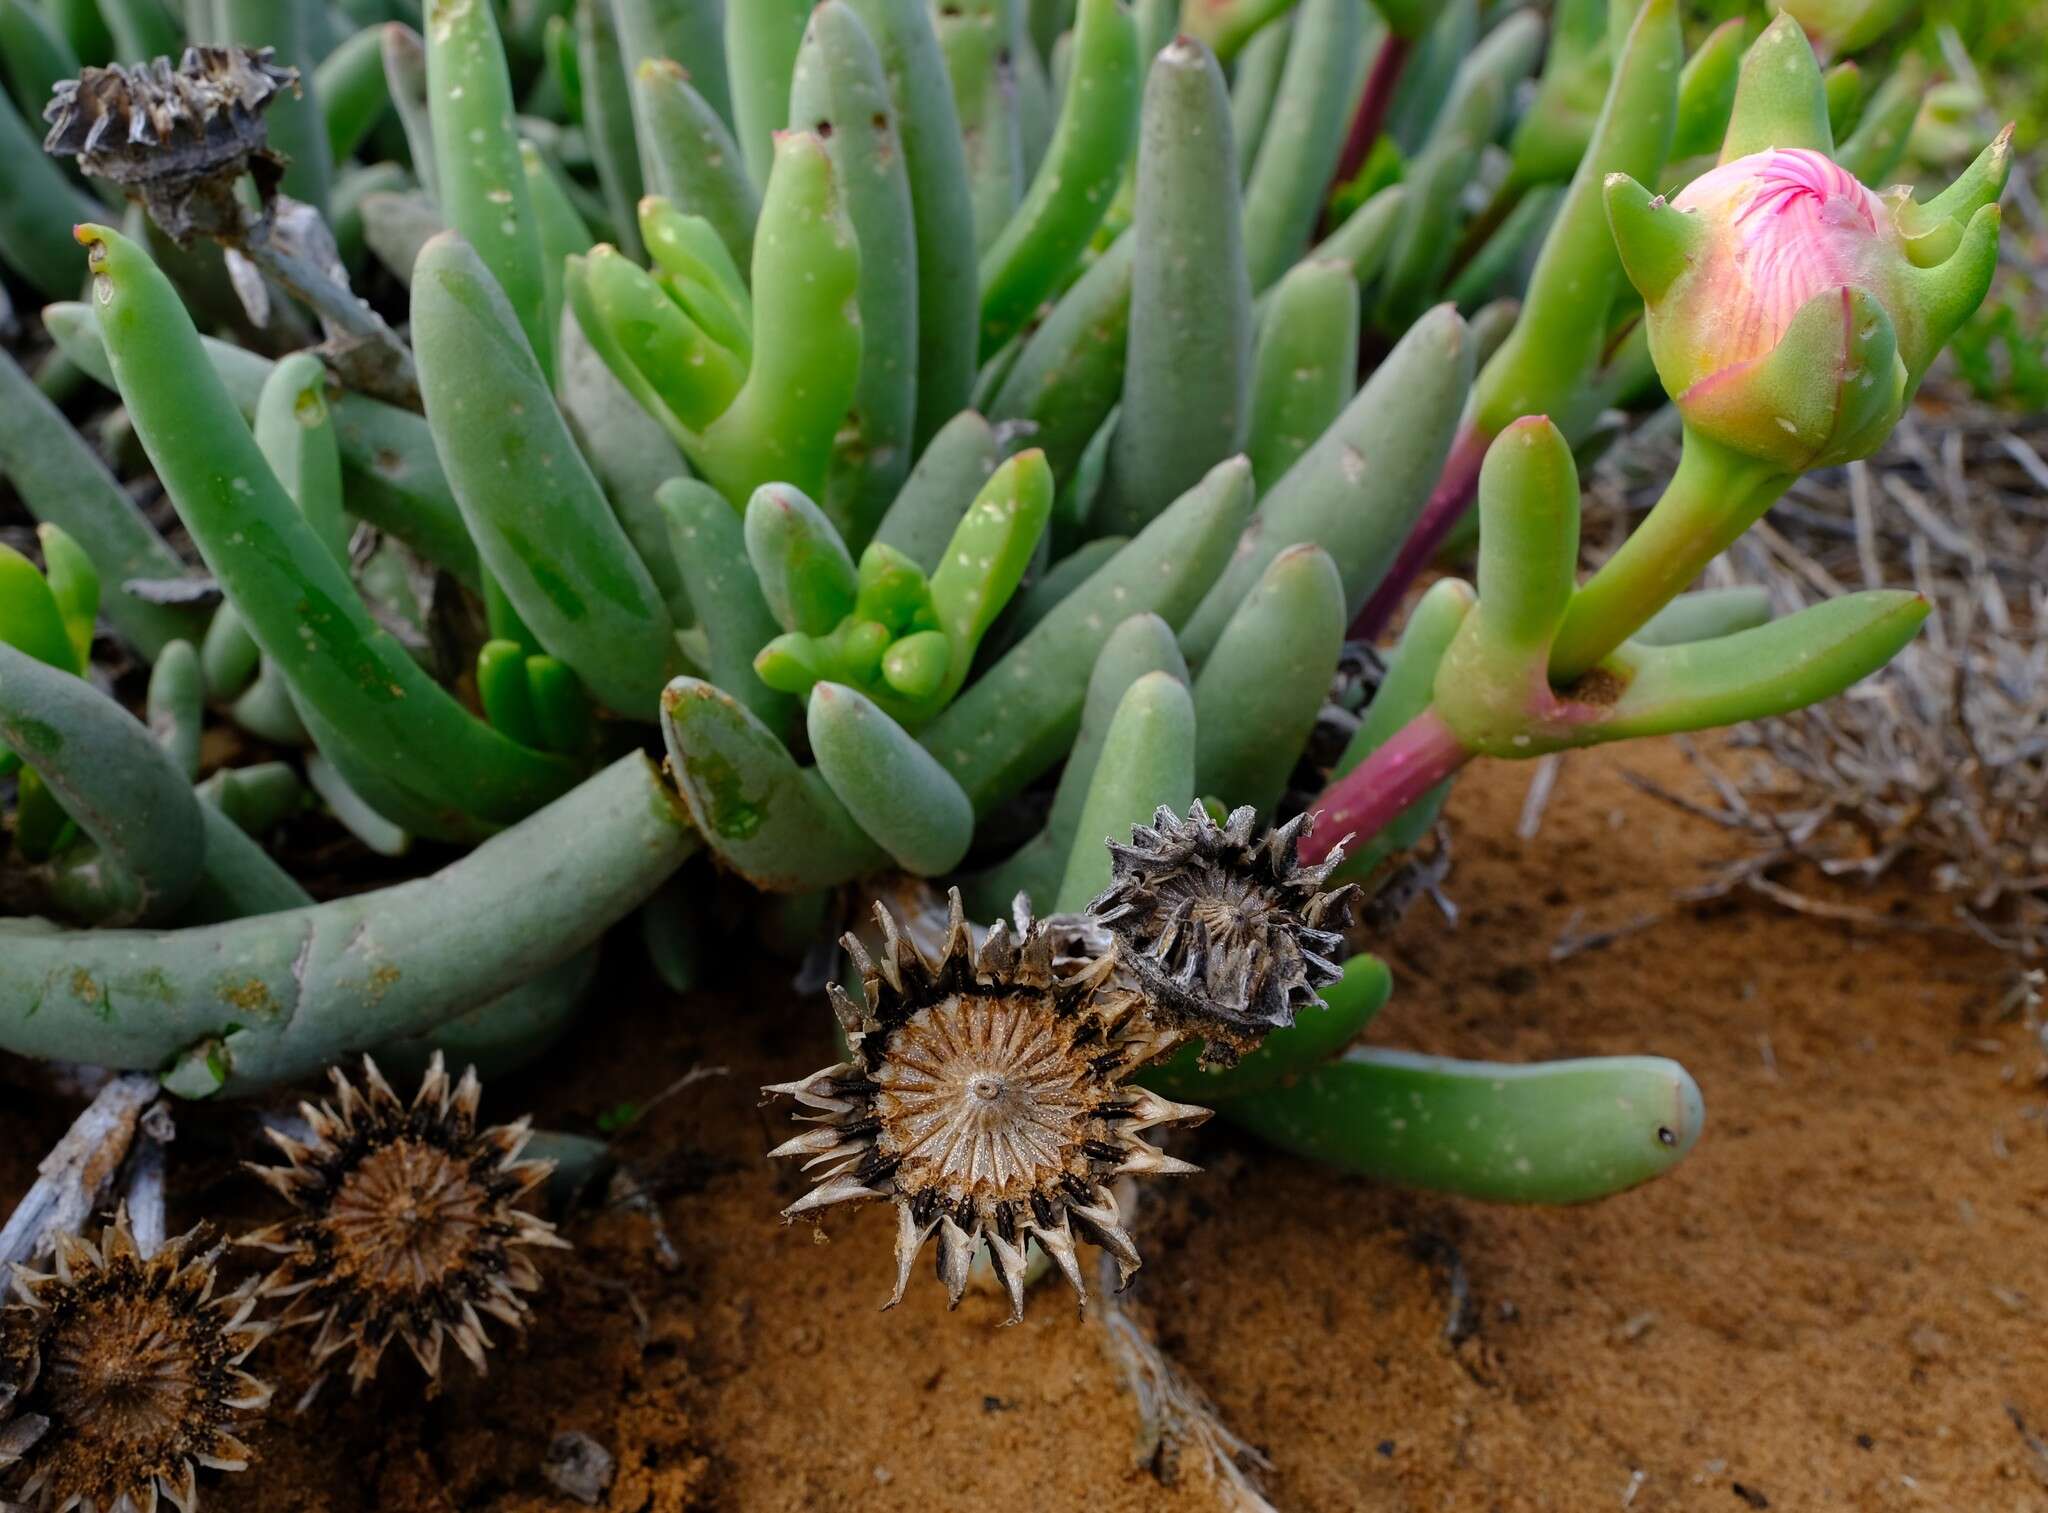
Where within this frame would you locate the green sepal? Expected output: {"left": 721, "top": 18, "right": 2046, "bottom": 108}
{"left": 1220, "top": 1049, "right": 1705, "bottom": 1203}
{"left": 808, "top": 681, "right": 975, "bottom": 875}
{"left": 1675, "top": 286, "right": 1905, "bottom": 473}
{"left": 1718, "top": 12, "right": 1831, "bottom": 164}
{"left": 1603, "top": 171, "right": 1704, "bottom": 307}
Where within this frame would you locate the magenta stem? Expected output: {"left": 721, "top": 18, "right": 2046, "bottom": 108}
{"left": 1349, "top": 419, "right": 1491, "bottom": 643}
{"left": 1328, "top": 32, "right": 1414, "bottom": 202}
{"left": 1302, "top": 707, "right": 1472, "bottom": 867}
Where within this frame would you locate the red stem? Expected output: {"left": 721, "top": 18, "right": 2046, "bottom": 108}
{"left": 1329, "top": 32, "right": 1414, "bottom": 201}
{"left": 1301, "top": 708, "right": 1472, "bottom": 867}
{"left": 1349, "top": 419, "right": 1492, "bottom": 643}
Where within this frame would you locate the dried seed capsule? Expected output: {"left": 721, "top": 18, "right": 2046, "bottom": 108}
{"left": 0, "top": 1210, "right": 272, "bottom": 1513}
{"left": 1086, "top": 803, "right": 1358, "bottom": 1067}
{"left": 765, "top": 889, "right": 1206, "bottom": 1321}
{"left": 240, "top": 1054, "right": 568, "bottom": 1396}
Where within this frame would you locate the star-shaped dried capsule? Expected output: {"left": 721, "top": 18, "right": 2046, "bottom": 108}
{"left": 1088, "top": 804, "right": 1358, "bottom": 1067}
{"left": 0, "top": 1209, "right": 272, "bottom": 1513}
{"left": 43, "top": 47, "right": 298, "bottom": 240}
{"left": 239, "top": 1054, "right": 567, "bottom": 1398}
{"left": 766, "top": 890, "right": 1208, "bottom": 1322}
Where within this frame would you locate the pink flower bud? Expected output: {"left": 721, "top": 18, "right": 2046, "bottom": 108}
{"left": 1666, "top": 149, "right": 1896, "bottom": 379}
{"left": 1606, "top": 135, "right": 2003, "bottom": 472}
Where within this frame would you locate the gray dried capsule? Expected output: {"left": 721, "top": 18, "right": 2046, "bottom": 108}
{"left": 0, "top": 1210, "right": 272, "bottom": 1513}
{"left": 766, "top": 890, "right": 1207, "bottom": 1322}
{"left": 240, "top": 1055, "right": 566, "bottom": 1398}
{"left": 43, "top": 47, "right": 298, "bottom": 240}
{"left": 1088, "top": 804, "right": 1358, "bottom": 1067}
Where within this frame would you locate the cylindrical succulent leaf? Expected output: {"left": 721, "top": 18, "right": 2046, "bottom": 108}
{"left": 659, "top": 675, "right": 886, "bottom": 890}
{"left": 1246, "top": 259, "right": 1359, "bottom": 492}
{"left": 725, "top": 0, "right": 809, "bottom": 189}
{"left": 1095, "top": 36, "right": 1252, "bottom": 536}
{"left": 0, "top": 641, "right": 206, "bottom": 926}
{"left": 1143, "top": 951, "right": 1392, "bottom": 1101}
{"left": 809, "top": 681, "right": 975, "bottom": 875}
{"left": 977, "top": 0, "right": 1140, "bottom": 354}
{"left": 1221, "top": 1049, "right": 1705, "bottom": 1203}
{"left": 873, "top": 410, "right": 1002, "bottom": 575}
{"left": 80, "top": 223, "right": 578, "bottom": 827}
{"left": 920, "top": 454, "right": 1252, "bottom": 815}
{"left": 1054, "top": 670, "right": 1197, "bottom": 911}
{"left": 146, "top": 638, "right": 204, "bottom": 782}
{"left": 414, "top": 232, "right": 680, "bottom": 718}
{"left": 843, "top": 0, "right": 980, "bottom": 448}
{"left": 0, "top": 351, "right": 204, "bottom": 662}
{"left": 1180, "top": 302, "right": 1471, "bottom": 664}
{"left": 0, "top": 753, "right": 697, "bottom": 1088}
{"left": 575, "top": 0, "right": 647, "bottom": 258}
{"left": 744, "top": 483, "right": 862, "bottom": 637}
{"left": 1191, "top": 543, "right": 1344, "bottom": 817}
{"left": 962, "top": 609, "right": 1187, "bottom": 917}
{"left": 691, "top": 130, "right": 862, "bottom": 507}
{"left": 426, "top": 0, "right": 552, "bottom": 375}
{"left": 659, "top": 477, "right": 796, "bottom": 733}
{"left": 987, "top": 233, "right": 1133, "bottom": 482}
{"left": 1240, "top": 0, "right": 1369, "bottom": 294}
{"left": 788, "top": 1, "right": 919, "bottom": 547}
{"left": 634, "top": 58, "right": 758, "bottom": 268}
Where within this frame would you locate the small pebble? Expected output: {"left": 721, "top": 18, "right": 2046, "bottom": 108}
{"left": 542, "top": 1432, "right": 616, "bottom": 1507}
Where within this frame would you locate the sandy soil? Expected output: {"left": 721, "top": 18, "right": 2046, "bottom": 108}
{"left": 4, "top": 735, "right": 2045, "bottom": 1511}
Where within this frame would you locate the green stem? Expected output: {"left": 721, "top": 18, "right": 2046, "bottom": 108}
{"left": 1547, "top": 433, "right": 1786, "bottom": 684}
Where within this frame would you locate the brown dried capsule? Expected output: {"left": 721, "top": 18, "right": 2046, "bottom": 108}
{"left": 239, "top": 1054, "right": 567, "bottom": 1398}
{"left": 43, "top": 47, "right": 298, "bottom": 240}
{"left": 1087, "top": 804, "right": 1359, "bottom": 1067}
{"left": 0, "top": 1210, "right": 271, "bottom": 1513}
{"left": 766, "top": 890, "right": 1209, "bottom": 1322}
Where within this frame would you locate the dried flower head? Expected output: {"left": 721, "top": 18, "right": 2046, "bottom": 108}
{"left": 766, "top": 890, "right": 1208, "bottom": 1321}
{"left": 1088, "top": 804, "right": 1357, "bottom": 1066}
{"left": 0, "top": 1210, "right": 271, "bottom": 1513}
{"left": 240, "top": 1054, "right": 567, "bottom": 1397}
{"left": 43, "top": 47, "right": 298, "bottom": 239}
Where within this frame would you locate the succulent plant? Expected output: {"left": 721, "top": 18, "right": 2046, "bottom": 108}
{"left": 0, "top": 0, "right": 2011, "bottom": 1391}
